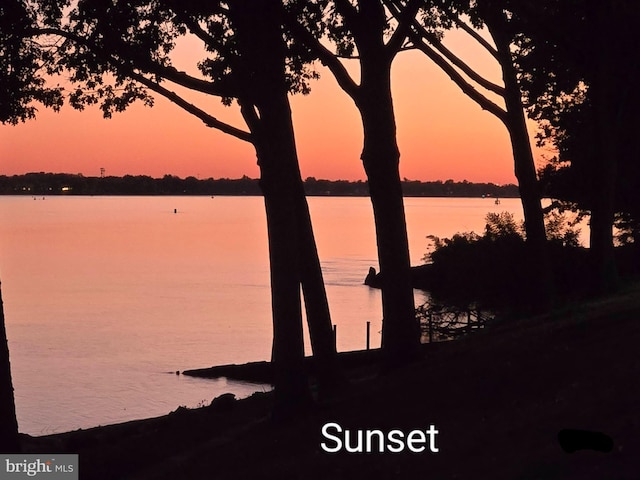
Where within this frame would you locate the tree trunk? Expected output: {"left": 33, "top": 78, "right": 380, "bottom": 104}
{"left": 256, "top": 105, "right": 344, "bottom": 395}
{"left": 588, "top": 82, "right": 619, "bottom": 293}
{"left": 586, "top": 0, "right": 619, "bottom": 293}
{"left": 356, "top": 50, "right": 421, "bottom": 366}
{"left": 260, "top": 170, "right": 311, "bottom": 414}
{"left": 489, "top": 20, "right": 554, "bottom": 311}
{"left": 0, "top": 281, "right": 20, "bottom": 452}
{"left": 504, "top": 110, "right": 554, "bottom": 311}
{"left": 251, "top": 95, "right": 316, "bottom": 414}
{"left": 230, "top": 0, "right": 341, "bottom": 413}
{"left": 295, "top": 193, "right": 344, "bottom": 394}
{"left": 230, "top": 1, "right": 309, "bottom": 415}
{"left": 255, "top": 106, "right": 343, "bottom": 405}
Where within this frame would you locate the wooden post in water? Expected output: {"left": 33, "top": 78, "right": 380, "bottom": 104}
{"left": 366, "top": 321, "right": 370, "bottom": 351}
{"left": 333, "top": 324, "right": 337, "bottom": 350}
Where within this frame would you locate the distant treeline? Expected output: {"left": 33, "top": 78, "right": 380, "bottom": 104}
{"left": 0, "top": 173, "right": 519, "bottom": 198}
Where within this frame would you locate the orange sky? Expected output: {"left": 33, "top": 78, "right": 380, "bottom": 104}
{"left": 0, "top": 28, "right": 549, "bottom": 184}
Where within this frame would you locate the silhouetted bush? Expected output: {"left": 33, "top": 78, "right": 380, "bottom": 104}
{"left": 421, "top": 212, "right": 590, "bottom": 312}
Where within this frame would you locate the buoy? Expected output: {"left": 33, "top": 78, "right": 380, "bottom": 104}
{"left": 174, "top": 208, "right": 177, "bottom": 214}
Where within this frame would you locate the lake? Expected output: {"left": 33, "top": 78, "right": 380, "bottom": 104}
{"left": 0, "top": 195, "right": 525, "bottom": 435}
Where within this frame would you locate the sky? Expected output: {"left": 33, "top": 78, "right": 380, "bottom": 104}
{"left": 0, "top": 26, "right": 549, "bottom": 185}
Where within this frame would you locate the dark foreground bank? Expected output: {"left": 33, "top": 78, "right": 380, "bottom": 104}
{"left": 20, "top": 282, "right": 640, "bottom": 479}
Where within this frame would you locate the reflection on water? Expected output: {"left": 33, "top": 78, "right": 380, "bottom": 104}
{"left": 0, "top": 195, "right": 524, "bottom": 434}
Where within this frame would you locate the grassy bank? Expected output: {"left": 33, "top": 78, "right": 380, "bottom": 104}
{"left": 22, "top": 282, "right": 640, "bottom": 479}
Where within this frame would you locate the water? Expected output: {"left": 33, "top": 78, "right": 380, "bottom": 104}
{"left": 0, "top": 195, "right": 524, "bottom": 435}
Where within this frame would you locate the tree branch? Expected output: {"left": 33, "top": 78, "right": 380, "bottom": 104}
{"left": 238, "top": 99, "right": 261, "bottom": 134}
{"left": 417, "top": 28, "right": 505, "bottom": 96}
{"left": 281, "top": 11, "right": 360, "bottom": 99}
{"left": 27, "top": 27, "right": 236, "bottom": 98}
{"left": 129, "top": 71, "right": 253, "bottom": 143}
{"left": 174, "top": 13, "right": 220, "bottom": 50}
{"left": 144, "top": 63, "right": 236, "bottom": 98}
{"left": 333, "top": 0, "right": 361, "bottom": 29}
{"left": 411, "top": 38, "right": 507, "bottom": 123}
{"left": 452, "top": 16, "right": 500, "bottom": 62}
{"left": 383, "top": 1, "right": 504, "bottom": 96}
{"left": 384, "top": 0, "right": 422, "bottom": 57}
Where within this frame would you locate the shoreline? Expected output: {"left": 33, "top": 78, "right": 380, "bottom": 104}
{"left": 18, "top": 282, "right": 640, "bottom": 478}
{"left": 181, "top": 348, "right": 387, "bottom": 383}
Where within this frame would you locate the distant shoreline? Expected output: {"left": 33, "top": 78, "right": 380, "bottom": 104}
{"left": 0, "top": 173, "right": 520, "bottom": 198}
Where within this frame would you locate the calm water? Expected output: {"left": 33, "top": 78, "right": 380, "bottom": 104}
{"left": 0, "top": 195, "right": 524, "bottom": 435}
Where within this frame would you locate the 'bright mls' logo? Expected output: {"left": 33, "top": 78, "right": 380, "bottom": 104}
{"left": 1, "top": 455, "right": 78, "bottom": 480}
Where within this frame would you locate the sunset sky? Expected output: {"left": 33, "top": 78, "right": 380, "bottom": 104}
{"left": 0, "top": 27, "right": 549, "bottom": 184}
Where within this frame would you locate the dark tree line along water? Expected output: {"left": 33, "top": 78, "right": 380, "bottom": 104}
{"left": 0, "top": 173, "right": 520, "bottom": 198}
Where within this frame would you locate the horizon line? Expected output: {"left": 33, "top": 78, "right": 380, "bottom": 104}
{"left": 4, "top": 171, "right": 517, "bottom": 187}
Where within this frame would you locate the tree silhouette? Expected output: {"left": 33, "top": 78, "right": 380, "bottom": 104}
{"left": 224, "top": 0, "right": 343, "bottom": 410}
{"left": 8, "top": 0, "right": 343, "bottom": 414}
{"left": 385, "top": 0, "right": 553, "bottom": 310}
{"left": 0, "top": 0, "right": 56, "bottom": 451}
{"left": 0, "top": 0, "right": 63, "bottom": 124}
{"left": 513, "top": 0, "right": 640, "bottom": 292}
{"left": 0, "top": 282, "right": 20, "bottom": 452}
{"left": 286, "top": 0, "right": 422, "bottom": 366}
